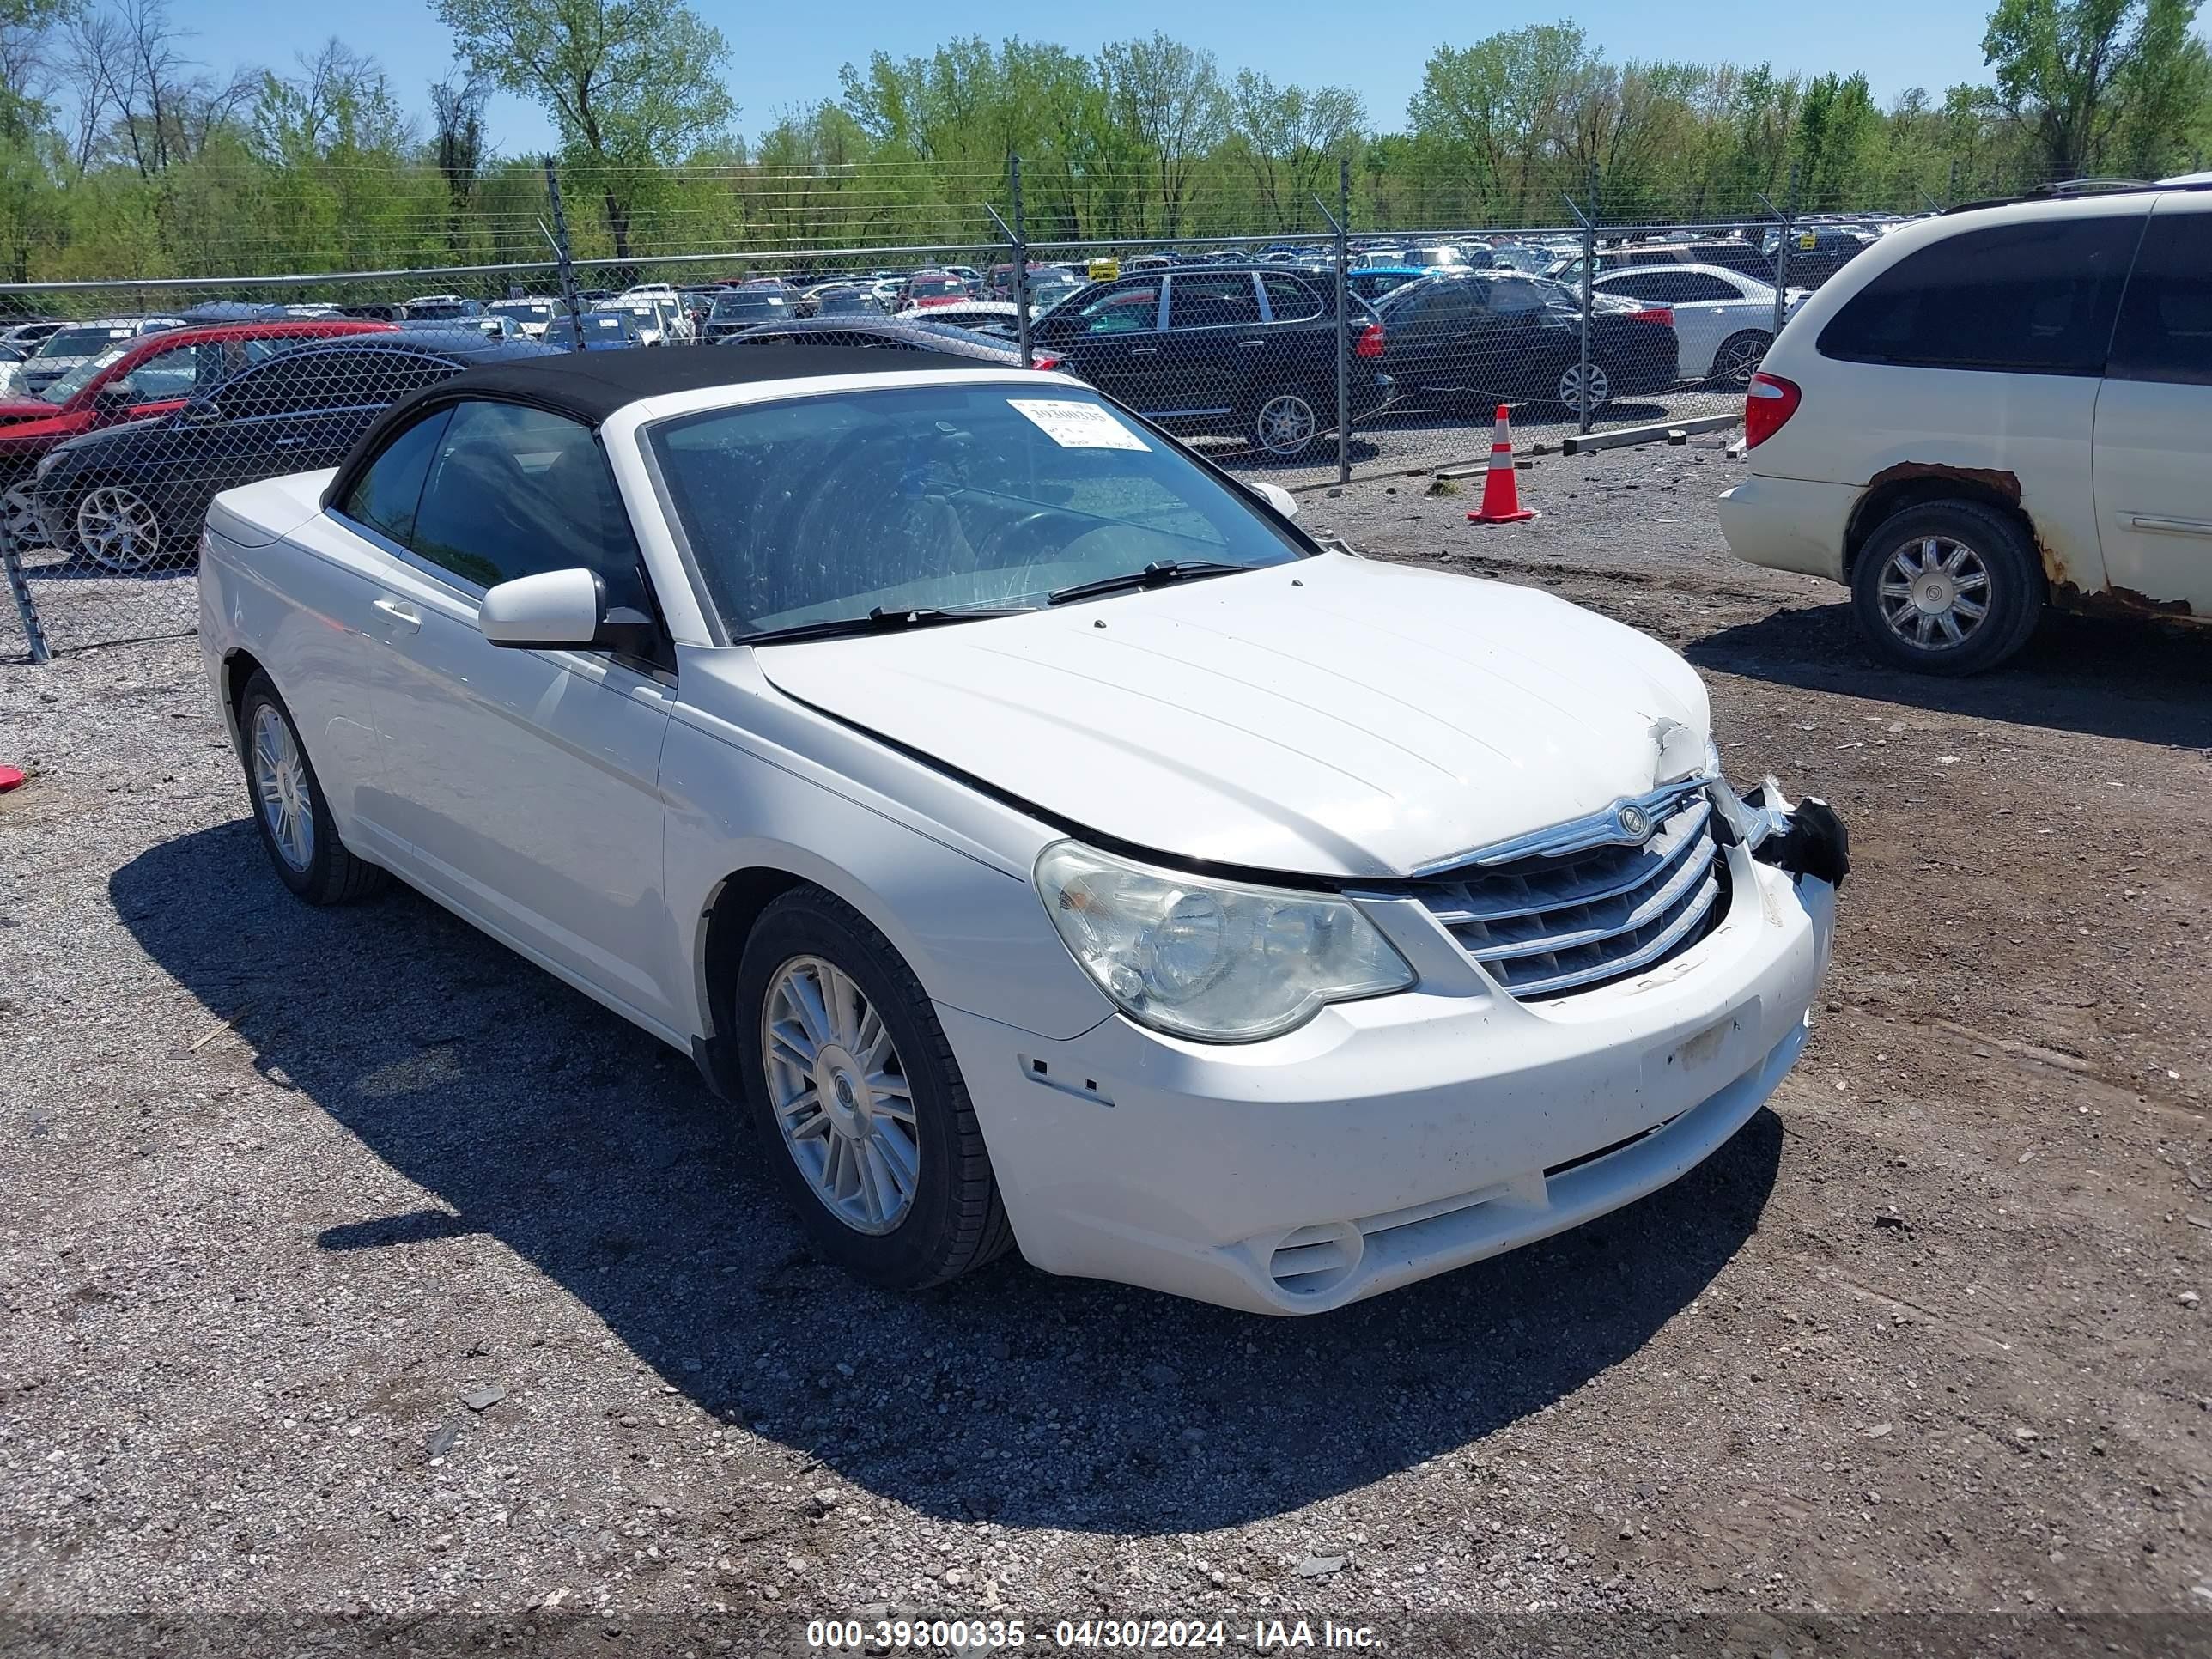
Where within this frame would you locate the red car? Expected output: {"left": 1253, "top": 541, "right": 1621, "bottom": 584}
{"left": 0, "top": 318, "right": 394, "bottom": 549}
{"left": 899, "top": 270, "right": 971, "bottom": 311}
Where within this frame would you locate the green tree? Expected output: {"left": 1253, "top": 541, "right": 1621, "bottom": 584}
{"left": 1097, "top": 33, "right": 1226, "bottom": 235}
{"left": 435, "top": 0, "right": 734, "bottom": 264}
{"left": 1981, "top": 0, "right": 2203, "bottom": 178}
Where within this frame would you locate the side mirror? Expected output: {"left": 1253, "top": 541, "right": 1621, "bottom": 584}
{"left": 182, "top": 398, "right": 223, "bottom": 425}
{"left": 93, "top": 382, "right": 136, "bottom": 415}
{"left": 478, "top": 567, "right": 659, "bottom": 659}
{"left": 1251, "top": 480, "right": 1299, "bottom": 520}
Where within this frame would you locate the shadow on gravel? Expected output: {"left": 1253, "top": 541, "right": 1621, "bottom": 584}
{"left": 1690, "top": 601, "right": 2212, "bottom": 750}
{"left": 115, "top": 823, "right": 1777, "bottom": 1534}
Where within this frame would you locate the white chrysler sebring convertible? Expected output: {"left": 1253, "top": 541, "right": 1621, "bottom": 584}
{"left": 200, "top": 346, "right": 1845, "bottom": 1315}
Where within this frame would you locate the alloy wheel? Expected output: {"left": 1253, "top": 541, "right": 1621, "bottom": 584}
{"left": 251, "top": 702, "right": 316, "bottom": 872}
{"left": 1, "top": 479, "right": 50, "bottom": 550}
{"left": 1714, "top": 334, "right": 1770, "bottom": 386}
{"left": 762, "top": 955, "right": 920, "bottom": 1235}
{"left": 1559, "top": 362, "right": 1612, "bottom": 415}
{"left": 1876, "top": 536, "right": 1992, "bottom": 650}
{"left": 1254, "top": 392, "right": 1318, "bottom": 456}
{"left": 75, "top": 485, "right": 162, "bottom": 572}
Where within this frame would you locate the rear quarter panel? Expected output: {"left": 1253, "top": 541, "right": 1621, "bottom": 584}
{"left": 201, "top": 474, "right": 388, "bottom": 833}
{"left": 1746, "top": 202, "right": 2121, "bottom": 595}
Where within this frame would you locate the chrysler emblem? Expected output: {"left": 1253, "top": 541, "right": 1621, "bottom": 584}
{"left": 1617, "top": 805, "right": 1652, "bottom": 840}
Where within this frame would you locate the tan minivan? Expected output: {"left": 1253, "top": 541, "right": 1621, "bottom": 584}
{"left": 1717, "top": 182, "right": 2210, "bottom": 674}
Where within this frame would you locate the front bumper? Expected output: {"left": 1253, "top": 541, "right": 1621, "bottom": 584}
{"left": 939, "top": 845, "right": 1832, "bottom": 1314}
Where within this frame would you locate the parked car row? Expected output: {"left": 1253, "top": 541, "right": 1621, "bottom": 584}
{"left": 1, "top": 320, "right": 548, "bottom": 568}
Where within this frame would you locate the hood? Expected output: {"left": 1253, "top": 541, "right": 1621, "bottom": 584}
{"left": 46, "top": 413, "right": 163, "bottom": 459}
{"left": 751, "top": 552, "right": 1711, "bottom": 880}
{"left": 0, "top": 406, "right": 85, "bottom": 451}
{"left": 0, "top": 395, "right": 64, "bottom": 427}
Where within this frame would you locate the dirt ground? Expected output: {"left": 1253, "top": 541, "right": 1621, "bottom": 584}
{"left": 3, "top": 437, "right": 2209, "bottom": 1655}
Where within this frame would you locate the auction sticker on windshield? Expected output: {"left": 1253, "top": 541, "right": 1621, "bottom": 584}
{"left": 1008, "top": 399, "right": 1150, "bottom": 451}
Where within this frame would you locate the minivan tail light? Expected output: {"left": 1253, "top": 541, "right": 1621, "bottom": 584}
{"left": 1744, "top": 371, "right": 1801, "bottom": 448}
{"left": 1354, "top": 321, "right": 1385, "bottom": 358}
{"left": 1030, "top": 353, "right": 1061, "bottom": 372}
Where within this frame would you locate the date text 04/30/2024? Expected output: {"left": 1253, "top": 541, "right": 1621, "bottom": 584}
{"left": 805, "top": 1618, "right": 1381, "bottom": 1650}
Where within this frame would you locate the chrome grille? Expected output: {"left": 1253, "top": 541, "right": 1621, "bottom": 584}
{"left": 1415, "top": 788, "right": 1725, "bottom": 999}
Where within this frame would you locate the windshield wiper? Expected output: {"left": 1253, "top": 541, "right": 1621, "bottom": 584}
{"left": 1046, "top": 560, "right": 1256, "bottom": 606}
{"left": 740, "top": 605, "right": 1031, "bottom": 647}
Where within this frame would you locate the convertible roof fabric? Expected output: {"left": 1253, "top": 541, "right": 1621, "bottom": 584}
{"left": 410, "top": 342, "right": 1006, "bottom": 427}
{"left": 327, "top": 342, "right": 1015, "bottom": 505}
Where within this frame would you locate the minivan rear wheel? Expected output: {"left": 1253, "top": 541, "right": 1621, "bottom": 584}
{"left": 1850, "top": 500, "right": 2044, "bottom": 676}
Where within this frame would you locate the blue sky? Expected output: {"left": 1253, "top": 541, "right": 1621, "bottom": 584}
{"left": 168, "top": 0, "right": 2003, "bottom": 157}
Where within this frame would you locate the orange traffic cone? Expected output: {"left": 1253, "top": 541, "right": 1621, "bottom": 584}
{"left": 1467, "top": 404, "right": 1536, "bottom": 524}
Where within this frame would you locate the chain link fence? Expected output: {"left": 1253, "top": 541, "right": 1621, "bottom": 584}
{"left": 0, "top": 155, "right": 1931, "bottom": 661}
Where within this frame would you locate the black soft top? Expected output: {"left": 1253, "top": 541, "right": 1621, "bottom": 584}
{"left": 327, "top": 342, "right": 1014, "bottom": 507}
{"left": 394, "top": 341, "right": 999, "bottom": 427}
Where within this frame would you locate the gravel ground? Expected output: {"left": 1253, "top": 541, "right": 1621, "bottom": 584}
{"left": 3, "top": 438, "right": 2210, "bottom": 1656}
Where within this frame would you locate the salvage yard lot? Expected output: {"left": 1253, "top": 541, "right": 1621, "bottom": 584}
{"left": 3, "top": 438, "right": 2209, "bottom": 1636}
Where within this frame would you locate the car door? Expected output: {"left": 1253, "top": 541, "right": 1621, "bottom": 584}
{"left": 1158, "top": 271, "right": 1263, "bottom": 416}
{"left": 348, "top": 398, "right": 682, "bottom": 1030}
{"left": 2091, "top": 200, "right": 2212, "bottom": 616}
{"left": 1036, "top": 279, "right": 1164, "bottom": 407}
{"left": 1386, "top": 279, "right": 1486, "bottom": 394}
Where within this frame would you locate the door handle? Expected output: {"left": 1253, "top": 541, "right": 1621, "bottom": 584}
{"left": 1238, "top": 338, "right": 1268, "bottom": 349}
{"left": 373, "top": 597, "right": 421, "bottom": 631}
{"left": 273, "top": 437, "right": 303, "bottom": 447}
{"left": 1127, "top": 346, "right": 1158, "bottom": 356}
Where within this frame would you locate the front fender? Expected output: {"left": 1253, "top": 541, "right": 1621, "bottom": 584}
{"left": 659, "top": 708, "right": 1112, "bottom": 1046}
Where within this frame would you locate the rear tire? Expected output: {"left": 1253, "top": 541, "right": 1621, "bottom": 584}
{"left": 1554, "top": 359, "right": 1616, "bottom": 417}
{"left": 1849, "top": 501, "right": 2044, "bottom": 676}
{"left": 237, "top": 672, "right": 390, "bottom": 903}
{"left": 1710, "top": 330, "right": 1772, "bottom": 388}
{"left": 734, "top": 886, "right": 1015, "bottom": 1290}
{"left": 1, "top": 477, "right": 49, "bottom": 549}
{"left": 1248, "top": 389, "right": 1322, "bottom": 459}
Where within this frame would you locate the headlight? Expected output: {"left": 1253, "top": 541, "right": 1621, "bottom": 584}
{"left": 34, "top": 450, "right": 61, "bottom": 478}
{"left": 1034, "top": 841, "right": 1414, "bottom": 1042}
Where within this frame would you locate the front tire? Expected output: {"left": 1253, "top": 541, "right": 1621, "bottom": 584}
{"left": 238, "top": 672, "right": 390, "bottom": 903}
{"left": 734, "top": 887, "right": 1014, "bottom": 1290}
{"left": 1850, "top": 501, "right": 2044, "bottom": 676}
{"left": 73, "top": 482, "right": 164, "bottom": 571}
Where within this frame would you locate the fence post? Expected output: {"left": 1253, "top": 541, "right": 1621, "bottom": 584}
{"left": 1010, "top": 155, "right": 1031, "bottom": 369}
{"left": 1770, "top": 162, "right": 1800, "bottom": 343}
{"left": 1334, "top": 157, "right": 1351, "bottom": 485}
{"left": 2, "top": 520, "right": 50, "bottom": 665}
{"left": 542, "top": 159, "right": 586, "bottom": 354}
{"left": 1566, "top": 163, "right": 1600, "bottom": 436}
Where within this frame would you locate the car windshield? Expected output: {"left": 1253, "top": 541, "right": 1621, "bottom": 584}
{"left": 647, "top": 382, "right": 1306, "bottom": 636}
{"left": 907, "top": 275, "right": 963, "bottom": 298}
{"left": 490, "top": 301, "right": 556, "bottom": 321}
{"left": 35, "top": 343, "right": 133, "bottom": 404}
{"left": 550, "top": 315, "right": 633, "bottom": 343}
{"left": 36, "top": 325, "right": 132, "bottom": 362}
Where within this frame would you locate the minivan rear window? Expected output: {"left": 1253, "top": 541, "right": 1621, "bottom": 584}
{"left": 1816, "top": 214, "right": 2143, "bottom": 375}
